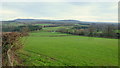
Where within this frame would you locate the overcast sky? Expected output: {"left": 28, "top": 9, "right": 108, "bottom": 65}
{"left": 1, "top": 1, "right": 118, "bottom": 22}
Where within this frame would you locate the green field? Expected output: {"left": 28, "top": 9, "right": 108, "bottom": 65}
{"left": 41, "top": 26, "right": 73, "bottom": 32}
{"left": 18, "top": 27, "right": 118, "bottom": 66}
{"left": 35, "top": 24, "right": 51, "bottom": 26}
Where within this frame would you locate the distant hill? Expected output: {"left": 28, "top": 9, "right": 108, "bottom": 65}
{"left": 13, "top": 19, "right": 81, "bottom": 24}
{"left": 2, "top": 19, "right": 117, "bottom": 24}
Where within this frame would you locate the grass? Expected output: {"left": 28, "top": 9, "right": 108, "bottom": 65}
{"left": 35, "top": 24, "right": 51, "bottom": 26}
{"left": 42, "top": 26, "right": 73, "bottom": 32}
{"left": 115, "top": 30, "right": 120, "bottom": 33}
{"left": 18, "top": 27, "right": 118, "bottom": 66}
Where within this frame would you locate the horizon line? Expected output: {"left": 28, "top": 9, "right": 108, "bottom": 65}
{"left": 1, "top": 18, "right": 118, "bottom": 23}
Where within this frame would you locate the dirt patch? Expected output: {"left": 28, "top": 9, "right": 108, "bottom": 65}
{"left": 13, "top": 53, "right": 22, "bottom": 64}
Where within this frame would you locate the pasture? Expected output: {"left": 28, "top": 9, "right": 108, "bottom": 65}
{"left": 18, "top": 27, "right": 118, "bottom": 66}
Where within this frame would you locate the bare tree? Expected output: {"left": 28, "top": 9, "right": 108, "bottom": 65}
{"left": 20, "top": 27, "right": 29, "bottom": 36}
{"left": 102, "top": 24, "right": 116, "bottom": 38}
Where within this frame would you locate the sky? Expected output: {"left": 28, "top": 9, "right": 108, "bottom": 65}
{"left": 0, "top": 0, "right": 118, "bottom": 22}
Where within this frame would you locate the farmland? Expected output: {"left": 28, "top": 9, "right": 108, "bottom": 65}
{"left": 17, "top": 27, "right": 118, "bottom": 66}
{"left": 2, "top": 2, "right": 119, "bottom": 67}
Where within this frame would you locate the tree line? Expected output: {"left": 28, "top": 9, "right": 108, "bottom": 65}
{"left": 2, "top": 25, "right": 42, "bottom": 32}
{"left": 56, "top": 23, "right": 119, "bottom": 39}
